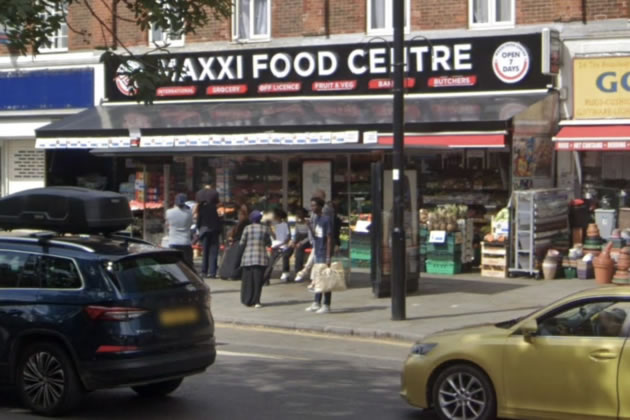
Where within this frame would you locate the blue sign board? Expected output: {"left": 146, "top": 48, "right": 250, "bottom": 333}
{"left": 0, "top": 68, "right": 94, "bottom": 110}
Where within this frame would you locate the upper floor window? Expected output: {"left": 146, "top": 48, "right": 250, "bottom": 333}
{"left": 39, "top": 2, "right": 68, "bottom": 52}
{"left": 469, "top": 0, "right": 515, "bottom": 28}
{"left": 149, "top": 6, "right": 185, "bottom": 47}
{"left": 367, "top": 0, "right": 410, "bottom": 35}
{"left": 233, "top": 0, "right": 270, "bottom": 41}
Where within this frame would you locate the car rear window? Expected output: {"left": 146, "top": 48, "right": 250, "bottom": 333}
{"left": 104, "top": 252, "right": 203, "bottom": 293}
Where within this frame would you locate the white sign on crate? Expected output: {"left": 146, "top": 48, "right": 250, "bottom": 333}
{"left": 429, "top": 230, "right": 447, "bottom": 243}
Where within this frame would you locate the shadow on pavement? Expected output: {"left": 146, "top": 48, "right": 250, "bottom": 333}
{"left": 418, "top": 277, "right": 527, "bottom": 295}
{"left": 405, "top": 306, "right": 540, "bottom": 321}
{"left": 332, "top": 305, "right": 389, "bottom": 314}
{"left": 262, "top": 299, "right": 314, "bottom": 307}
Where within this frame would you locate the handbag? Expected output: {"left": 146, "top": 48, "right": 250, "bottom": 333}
{"left": 312, "top": 262, "right": 347, "bottom": 293}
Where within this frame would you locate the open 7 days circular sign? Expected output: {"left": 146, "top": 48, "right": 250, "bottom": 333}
{"left": 492, "top": 42, "right": 530, "bottom": 84}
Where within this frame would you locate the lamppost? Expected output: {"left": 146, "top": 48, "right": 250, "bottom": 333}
{"left": 391, "top": 0, "right": 406, "bottom": 321}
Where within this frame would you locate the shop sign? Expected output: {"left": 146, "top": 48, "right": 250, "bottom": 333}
{"left": 492, "top": 42, "right": 530, "bottom": 84}
{"left": 555, "top": 141, "right": 630, "bottom": 151}
{"left": 104, "top": 33, "right": 550, "bottom": 102}
{"left": 541, "top": 28, "right": 561, "bottom": 75}
{"left": 574, "top": 56, "right": 630, "bottom": 119}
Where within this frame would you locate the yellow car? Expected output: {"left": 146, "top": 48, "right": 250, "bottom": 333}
{"left": 401, "top": 286, "right": 630, "bottom": 420}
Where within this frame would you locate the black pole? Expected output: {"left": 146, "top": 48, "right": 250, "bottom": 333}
{"left": 391, "top": 0, "right": 406, "bottom": 321}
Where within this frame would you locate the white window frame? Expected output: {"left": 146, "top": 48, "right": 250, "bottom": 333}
{"left": 232, "top": 0, "right": 271, "bottom": 42}
{"left": 468, "top": 0, "right": 515, "bottom": 29}
{"left": 38, "top": 2, "right": 68, "bottom": 53}
{"left": 367, "top": 0, "right": 410, "bottom": 36}
{"left": 148, "top": 5, "right": 185, "bottom": 47}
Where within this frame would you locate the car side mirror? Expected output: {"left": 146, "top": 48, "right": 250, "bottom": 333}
{"left": 520, "top": 319, "right": 538, "bottom": 342}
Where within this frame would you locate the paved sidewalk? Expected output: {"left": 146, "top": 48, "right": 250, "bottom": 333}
{"left": 206, "top": 269, "right": 597, "bottom": 342}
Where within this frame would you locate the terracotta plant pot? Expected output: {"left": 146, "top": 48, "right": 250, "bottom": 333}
{"left": 594, "top": 262, "right": 614, "bottom": 284}
{"left": 594, "top": 243, "right": 615, "bottom": 284}
{"left": 587, "top": 223, "right": 600, "bottom": 238}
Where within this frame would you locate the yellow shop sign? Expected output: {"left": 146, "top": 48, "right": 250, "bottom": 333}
{"left": 574, "top": 56, "right": 630, "bottom": 119}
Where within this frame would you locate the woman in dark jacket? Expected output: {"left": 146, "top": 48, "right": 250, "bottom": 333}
{"left": 239, "top": 210, "right": 271, "bottom": 307}
{"left": 219, "top": 205, "right": 250, "bottom": 280}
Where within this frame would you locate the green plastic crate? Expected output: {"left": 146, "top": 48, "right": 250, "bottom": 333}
{"left": 427, "top": 250, "right": 462, "bottom": 262}
{"left": 426, "top": 259, "right": 462, "bottom": 275}
{"left": 427, "top": 242, "right": 462, "bottom": 254}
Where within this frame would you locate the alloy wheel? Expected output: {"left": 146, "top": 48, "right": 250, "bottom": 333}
{"left": 22, "top": 351, "right": 66, "bottom": 410}
{"left": 437, "top": 371, "right": 487, "bottom": 420}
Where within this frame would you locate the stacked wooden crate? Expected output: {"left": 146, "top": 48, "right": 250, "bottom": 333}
{"left": 481, "top": 242, "right": 508, "bottom": 278}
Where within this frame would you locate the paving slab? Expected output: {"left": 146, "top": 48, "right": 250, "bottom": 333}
{"left": 206, "top": 269, "right": 596, "bottom": 342}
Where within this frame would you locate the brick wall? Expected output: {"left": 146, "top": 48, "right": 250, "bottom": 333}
{"left": 303, "top": 0, "right": 326, "bottom": 36}
{"left": 586, "top": 0, "right": 629, "bottom": 20}
{"left": 329, "top": 0, "right": 364, "bottom": 34}
{"left": 414, "top": 0, "right": 467, "bottom": 30}
{"left": 2, "top": 0, "right": 630, "bottom": 56}
{"left": 273, "top": 0, "right": 303, "bottom": 37}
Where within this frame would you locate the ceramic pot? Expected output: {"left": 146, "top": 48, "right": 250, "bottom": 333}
{"left": 542, "top": 258, "right": 558, "bottom": 280}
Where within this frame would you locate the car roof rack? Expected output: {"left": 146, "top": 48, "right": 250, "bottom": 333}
{"left": 0, "top": 236, "right": 95, "bottom": 253}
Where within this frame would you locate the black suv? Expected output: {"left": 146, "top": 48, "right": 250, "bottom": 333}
{"left": 0, "top": 189, "right": 215, "bottom": 416}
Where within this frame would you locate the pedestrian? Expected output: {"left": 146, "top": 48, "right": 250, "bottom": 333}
{"left": 218, "top": 205, "right": 250, "bottom": 280}
{"left": 305, "top": 196, "right": 334, "bottom": 314}
{"left": 264, "top": 208, "right": 293, "bottom": 283}
{"left": 239, "top": 210, "right": 271, "bottom": 308}
{"left": 165, "top": 193, "right": 194, "bottom": 268}
{"left": 290, "top": 207, "right": 311, "bottom": 275}
{"left": 195, "top": 184, "right": 221, "bottom": 279}
{"left": 295, "top": 189, "right": 330, "bottom": 282}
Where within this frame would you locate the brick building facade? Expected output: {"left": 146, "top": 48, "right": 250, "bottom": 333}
{"left": 1, "top": 0, "right": 629, "bottom": 199}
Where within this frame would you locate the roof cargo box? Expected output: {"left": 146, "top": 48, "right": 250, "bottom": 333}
{"left": 0, "top": 187, "right": 132, "bottom": 234}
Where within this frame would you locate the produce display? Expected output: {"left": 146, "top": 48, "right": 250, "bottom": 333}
{"left": 419, "top": 205, "right": 468, "bottom": 232}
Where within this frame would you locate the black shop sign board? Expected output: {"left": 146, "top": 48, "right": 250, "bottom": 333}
{"left": 105, "top": 32, "right": 552, "bottom": 102}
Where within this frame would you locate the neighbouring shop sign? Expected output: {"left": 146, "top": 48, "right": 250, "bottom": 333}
{"left": 574, "top": 56, "right": 630, "bottom": 119}
{"left": 555, "top": 141, "right": 630, "bottom": 151}
{"left": 105, "top": 33, "right": 551, "bottom": 102}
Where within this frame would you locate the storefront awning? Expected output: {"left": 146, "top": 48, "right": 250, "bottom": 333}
{"left": 36, "top": 91, "right": 551, "bottom": 151}
{"left": 377, "top": 132, "right": 506, "bottom": 148}
{"left": 553, "top": 123, "right": 630, "bottom": 150}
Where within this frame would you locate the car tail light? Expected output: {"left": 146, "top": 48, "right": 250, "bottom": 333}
{"left": 96, "top": 345, "right": 139, "bottom": 353}
{"left": 85, "top": 306, "right": 148, "bottom": 321}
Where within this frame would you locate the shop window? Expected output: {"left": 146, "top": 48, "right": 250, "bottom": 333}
{"left": 39, "top": 2, "right": 68, "bottom": 52}
{"left": 232, "top": 0, "right": 270, "bottom": 41}
{"left": 149, "top": 5, "right": 185, "bottom": 47}
{"left": 469, "top": 0, "right": 514, "bottom": 29}
{"left": 367, "top": 0, "right": 410, "bottom": 35}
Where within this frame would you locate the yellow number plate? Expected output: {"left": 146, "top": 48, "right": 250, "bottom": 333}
{"left": 159, "top": 307, "right": 199, "bottom": 327}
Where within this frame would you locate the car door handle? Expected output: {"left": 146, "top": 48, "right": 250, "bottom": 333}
{"left": 589, "top": 350, "right": 618, "bottom": 361}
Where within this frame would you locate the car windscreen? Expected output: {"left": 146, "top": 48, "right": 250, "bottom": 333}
{"left": 103, "top": 252, "right": 203, "bottom": 293}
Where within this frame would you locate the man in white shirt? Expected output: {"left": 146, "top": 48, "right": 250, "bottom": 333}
{"left": 166, "top": 193, "right": 194, "bottom": 268}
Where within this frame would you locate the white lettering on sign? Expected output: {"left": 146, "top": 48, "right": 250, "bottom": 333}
{"left": 348, "top": 49, "right": 367, "bottom": 75}
{"left": 253, "top": 54, "right": 269, "bottom": 79}
{"left": 294, "top": 52, "right": 316, "bottom": 77}
{"left": 270, "top": 53, "right": 292, "bottom": 78}
{"left": 369, "top": 48, "right": 387, "bottom": 74}
{"left": 318, "top": 51, "right": 338, "bottom": 76}
{"left": 454, "top": 44, "right": 472, "bottom": 70}
{"left": 492, "top": 42, "right": 530, "bottom": 84}
{"left": 409, "top": 46, "right": 429, "bottom": 72}
{"left": 431, "top": 45, "right": 452, "bottom": 71}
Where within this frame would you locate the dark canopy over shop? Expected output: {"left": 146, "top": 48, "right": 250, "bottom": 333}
{"left": 36, "top": 92, "right": 552, "bottom": 153}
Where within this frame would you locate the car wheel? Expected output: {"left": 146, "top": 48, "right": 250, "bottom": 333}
{"left": 16, "top": 342, "right": 84, "bottom": 416}
{"left": 132, "top": 378, "right": 183, "bottom": 397}
{"left": 432, "top": 364, "right": 496, "bottom": 420}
